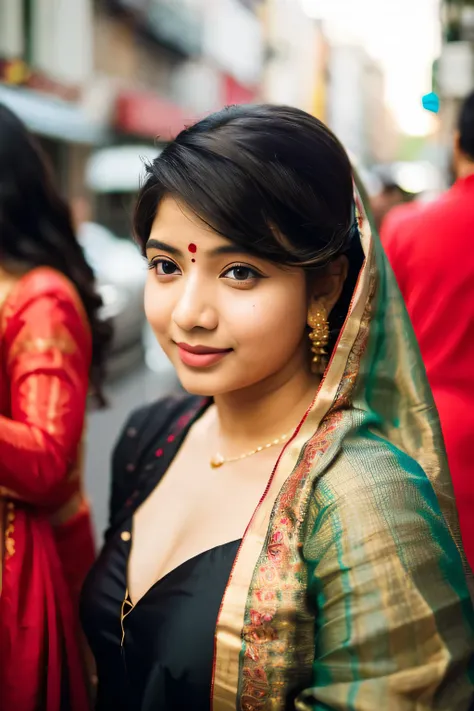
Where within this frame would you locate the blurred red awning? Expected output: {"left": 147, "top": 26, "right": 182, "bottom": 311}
{"left": 115, "top": 90, "right": 191, "bottom": 141}
{"left": 224, "top": 75, "right": 258, "bottom": 106}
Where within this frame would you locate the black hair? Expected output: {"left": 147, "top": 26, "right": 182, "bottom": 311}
{"left": 134, "top": 104, "right": 364, "bottom": 355}
{"left": 0, "top": 103, "right": 112, "bottom": 406}
{"left": 458, "top": 90, "right": 474, "bottom": 161}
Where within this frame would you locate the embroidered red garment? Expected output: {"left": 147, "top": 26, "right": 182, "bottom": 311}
{"left": 0, "top": 267, "right": 95, "bottom": 710}
{"left": 381, "top": 175, "right": 474, "bottom": 568}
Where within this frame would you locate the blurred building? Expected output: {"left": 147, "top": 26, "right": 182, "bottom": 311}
{"left": 436, "top": 0, "right": 474, "bottom": 182}
{"left": 89, "top": 0, "right": 267, "bottom": 233}
{"left": 311, "top": 21, "right": 330, "bottom": 123}
{"left": 0, "top": 0, "right": 397, "bottom": 225}
{"left": 263, "top": 0, "right": 323, "bottom": 116}
{"left": 0, "top": 0, "right": 268, "bottom": 231}
{"left": 327, "top": 45, "right": 396, "bottom": 166}
{"left": 0, "top": 0, "right": 105, "bottom": 195}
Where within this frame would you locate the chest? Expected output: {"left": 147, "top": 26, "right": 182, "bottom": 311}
{"left": 128, "top": 442, "right": 281, "bottom": 605}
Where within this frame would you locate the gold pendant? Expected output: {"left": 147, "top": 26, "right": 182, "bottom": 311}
{"left": 210, "top": 453, "right": 225, "bottom": 469}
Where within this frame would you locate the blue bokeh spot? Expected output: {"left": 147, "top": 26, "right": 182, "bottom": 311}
{"left": 422, "top": 92, "right": 440, "bottom": 114}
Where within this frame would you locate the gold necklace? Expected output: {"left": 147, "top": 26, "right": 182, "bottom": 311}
{"left": 210, "top": 430, "right": 292, "bottom": 469}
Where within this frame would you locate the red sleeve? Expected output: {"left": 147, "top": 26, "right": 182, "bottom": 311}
{"left": 0, "top": 275, "right": 91, "bottom": 505}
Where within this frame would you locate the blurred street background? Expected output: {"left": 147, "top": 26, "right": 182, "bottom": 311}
{"left": 0, "top": 0, "right": 471, "bottom": 538}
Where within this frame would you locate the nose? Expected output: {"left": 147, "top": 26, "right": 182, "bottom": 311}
{"left": 172, "top": 273, "right": 218, "bottom": 333}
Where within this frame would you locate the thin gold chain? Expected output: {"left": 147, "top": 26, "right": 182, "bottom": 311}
{"left": 210, "top": 430, "right": 291, "bottom": 469}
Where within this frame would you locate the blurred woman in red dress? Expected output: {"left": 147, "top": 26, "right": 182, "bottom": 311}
{"left": 0, "top": 104, "right": 112, "bottom": 710}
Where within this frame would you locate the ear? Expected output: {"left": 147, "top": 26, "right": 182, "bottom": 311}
{"left": 307, "top": 256, "right": 349, "bottom": 323}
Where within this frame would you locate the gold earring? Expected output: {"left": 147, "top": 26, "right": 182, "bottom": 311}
{"left": 308, "top": 305, "right": 329, "bottom": 375}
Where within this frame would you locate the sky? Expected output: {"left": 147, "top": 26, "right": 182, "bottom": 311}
{"left": 300, "top": 0, "right": 441, "bottom": 136}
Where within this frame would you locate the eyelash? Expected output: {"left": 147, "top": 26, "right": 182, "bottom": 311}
{"left": 221, "top": 262, "right": 262, "bottom": 282}
{"left": 147, "top": 258, "right": 263, "bottom": 283}
{"left": 147, "top": 258, "right": 180, "bottom": 278}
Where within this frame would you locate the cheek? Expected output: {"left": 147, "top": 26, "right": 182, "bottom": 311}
{"left": 144, "top": 279, "right": 169, "bottom": 335}
{"left": 229, "top": 283, "right": 307, "bottom": 358}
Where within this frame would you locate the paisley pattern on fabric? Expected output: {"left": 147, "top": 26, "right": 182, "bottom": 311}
{"left": 239, "top": 415, "right": 343, "bottom": 711}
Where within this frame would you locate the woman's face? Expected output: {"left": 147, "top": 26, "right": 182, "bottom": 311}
{"left": 144, "top": 196, "right": 313, "bottom": 396}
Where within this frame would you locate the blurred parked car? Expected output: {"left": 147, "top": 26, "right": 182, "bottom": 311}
{"left": 85, "top": 143, "right": 178, "bottom": 383}
{"left": 86, "top": 144, "right": 162, "bottom": 238}
{"left": 78, "top": 220, "right": 147, "bottom": 381}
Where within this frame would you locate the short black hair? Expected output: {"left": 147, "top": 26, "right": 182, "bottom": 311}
{"left": 134, "top": 104, "right": 365, "bottom": 354}
{"left": 458, "top": 91, "right": 474, "bottom": 160}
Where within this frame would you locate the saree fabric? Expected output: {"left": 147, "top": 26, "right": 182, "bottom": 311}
{"left": 0, "top": 267, "right": 94, "bottom": 711}
{"left": 93, "top": 188, "right": 474, "bottom": 711}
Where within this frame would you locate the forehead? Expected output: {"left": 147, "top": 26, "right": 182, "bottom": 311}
{"left": 150, "top": 196, "right": 225, "bottom": 247}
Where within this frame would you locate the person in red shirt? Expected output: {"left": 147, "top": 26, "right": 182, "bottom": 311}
{"left": 382, "top": 91, "right": 474, "bottom": 569}
{"left": 380, "top": 199, "right": 425, "bottom": 241}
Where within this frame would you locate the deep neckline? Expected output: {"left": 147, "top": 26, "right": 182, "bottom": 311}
{"left": 123, "top": 397, "right": 219, "bottom": 608}
{"left": 122, "top": 534, "right": 242, "bottom": 609}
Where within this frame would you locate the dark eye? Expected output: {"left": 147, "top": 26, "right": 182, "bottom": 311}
{"left": 148, "top": 259, "right": 181, "bottom": 276}
{"left": 223, "top": 265, "right": 259, "bottom": 282}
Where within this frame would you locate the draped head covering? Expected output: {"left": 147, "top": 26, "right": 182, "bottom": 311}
{"left": 211, "top": 179, "right": 474, "bottom": 711}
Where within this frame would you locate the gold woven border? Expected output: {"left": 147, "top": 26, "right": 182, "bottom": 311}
{"left": 211, "top": 208, "right": 374, "bottom": 710}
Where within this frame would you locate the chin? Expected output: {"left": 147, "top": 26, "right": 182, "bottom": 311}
{"left": 175, "top": 370, "right": 233, "bottom": 397}
{"left": 175, "top": 364, "right": 265, "bottom": 399}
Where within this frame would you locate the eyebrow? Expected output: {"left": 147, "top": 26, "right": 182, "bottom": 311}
{"left": 145, "top": 238, "right": 256, "bottom": 258}
{"left": 146, "top": 239, "right": 182, "bottom": 257}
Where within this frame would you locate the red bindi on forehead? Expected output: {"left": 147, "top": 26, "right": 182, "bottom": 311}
{"left": 188, "top": 243, "right": 197, "bottom": 254}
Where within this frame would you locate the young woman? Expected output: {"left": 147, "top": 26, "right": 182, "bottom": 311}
{"left": 0, "top": 103, "right": 112, "bottom": 710}
{"left": 81, "top": 105, "right": 474, "bottom": 711}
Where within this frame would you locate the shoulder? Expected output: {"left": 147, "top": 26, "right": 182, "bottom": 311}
{"left": 119, "top": 393, "right": 203, "bottom": 443}
{"left": 382, "top": 196, "right": 461, "bottom": 285}
{"left": 17, "top": 267, "right": 83, "bottom": 309}
{"left": 4, "top": 267, "right": 86, "bottom": 326}
{"left": 112, "top": 393, "right": 204, "bottom": 479}
{"left": 396, "top": 190, "right": 463, "bottom": 240}
{"left": 321, "top": 432, "right": 436, "bottom": 513}
{"left": 381, "top": 202, "right": 421, "bottom": 236}
{"left": 1, "top": 267, "right": 90, "bottom": 358}
{"left": 108, "top": 393, "right": 204, "bottom": 534}
{"left": 311, "top": 432, "right": 467, "bottom": 577}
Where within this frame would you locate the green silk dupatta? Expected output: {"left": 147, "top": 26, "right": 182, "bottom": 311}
{"left": 211, "top": 183, "right": 474, "bottom": 711}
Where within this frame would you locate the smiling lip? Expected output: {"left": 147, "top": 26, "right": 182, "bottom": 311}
{"left": 176, "top": 342, "right": 232, "bottom": 368}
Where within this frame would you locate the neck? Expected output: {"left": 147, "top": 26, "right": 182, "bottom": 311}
{"left": 212, "top": 353, "right": 320, "bottom": 448}
{"left": 456, "top": 158, "right": 474, "bottom": 180}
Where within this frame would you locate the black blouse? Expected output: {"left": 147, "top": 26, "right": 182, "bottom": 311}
{"left": 80, "top": 395, "right": 240, "bottom": 711}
